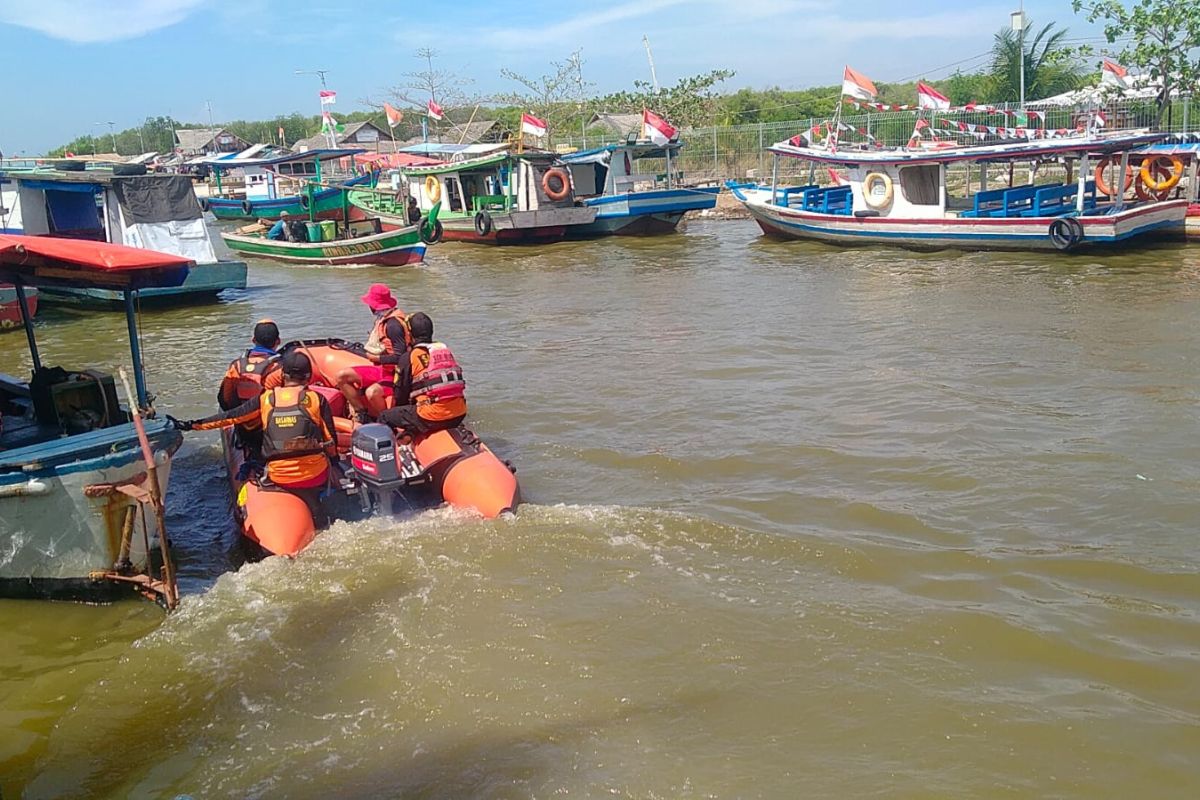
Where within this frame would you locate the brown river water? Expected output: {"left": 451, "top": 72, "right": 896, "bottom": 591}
{"left": 1, "top": 220, "right": 1199, "bottom": 798}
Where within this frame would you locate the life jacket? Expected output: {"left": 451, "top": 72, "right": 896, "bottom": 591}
{"left": 259, "top": 386, "right": 331, "bottom": 461}
{"left": 365, "top": 308, "right": 411, "bottom": 379}
{"left": 410, "top": 342, "right": 466, "bottom": 405}
{"left": 232, "top": 351, "right": 279, "bottom": 402}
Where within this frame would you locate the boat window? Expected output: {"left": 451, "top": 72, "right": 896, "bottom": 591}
{"left": 898, "top": 165, "right": 941, "bottom": 205}
{"left": 45, "top": 189, "right": 103, "bottom": 237}
{"left": 444, "top": 177, "right": 463, "bottom": 213}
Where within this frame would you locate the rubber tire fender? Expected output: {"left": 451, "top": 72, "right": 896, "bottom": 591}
{"left": 199, "top": 197, "right": 210, "bottom": 213}
{"left": 1049, "top": 217, "right": 1084, "bottom": 251}
{"left": 241, "top": 199, "right": 253, "bottom": 216}
{"left": 299, "top": 192, "right": 311, "bottom": 211}
{"left": 474, "top": 210, "right": 493, "bottom": 237}
{"left": 420, "top": 218, "right": 444, "bottom": 244}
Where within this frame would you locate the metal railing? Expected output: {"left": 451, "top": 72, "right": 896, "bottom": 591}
{"left": 553, "top": 96, "right": 1194, "bottom": 184}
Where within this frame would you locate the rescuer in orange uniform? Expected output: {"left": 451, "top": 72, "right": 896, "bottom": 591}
{"left": 379, "top": 312, "right": 467, "bottom": 439}
{"left": 217, "top": 319, "right": 286, "bottom": 456}
{"left": 178, "top": 351, "right": 338, "bottom": 513}
{"left": 337, "top": 283, "right": 412, "bottom": 420}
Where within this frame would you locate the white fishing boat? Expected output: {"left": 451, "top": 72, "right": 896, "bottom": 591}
{"left": 730, "top": 130, "right": 1188, "bottom": 252}
{"left": 0, "top": 235, "right": 192, "bottom": 604}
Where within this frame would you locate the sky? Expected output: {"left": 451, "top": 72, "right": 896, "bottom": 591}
{"left": 0, "top": 0, "right": 1110, "bottom": 155}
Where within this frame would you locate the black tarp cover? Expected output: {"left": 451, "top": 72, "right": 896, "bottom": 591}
{"left": 111, "top": 176, "right": 201, "bottom": 224}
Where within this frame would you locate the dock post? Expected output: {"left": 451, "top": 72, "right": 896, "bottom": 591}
{"left": 14, "top": 284, "right": 40, "bottom": 372}
{"left": 123, "top": 290, "right": 149, "bottom": 408}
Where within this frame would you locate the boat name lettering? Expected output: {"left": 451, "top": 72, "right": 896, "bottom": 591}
{"left": 325, "top": 241, "right": 385, "bottom": 257}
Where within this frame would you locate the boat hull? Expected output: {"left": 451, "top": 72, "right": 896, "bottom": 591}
{"left": 438, "top": 206, "right": 597, "bottom": 245}
{"left": 37, "top": 260, "right": 248, "bottom": 308}
{"left": 0, "top": 285, "right": 36, "bottom": 332}
{"left": 736, "top": 189, "right": 1188, "bottom": 251}
{"left": 570, "top": 187, "right": 721, "bottom": 237}
{"left": 221, "top": 227, "right": 425, "bottom": 266}
{"left": 0, "top": 420, "right": 181, "bottom": 596}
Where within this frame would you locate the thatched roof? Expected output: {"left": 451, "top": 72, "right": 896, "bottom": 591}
{"left": 173, "top": 128, "right": 247, "bottom": 155}
{"left": 587, "top": 113, "right": 642, "bottom": 137}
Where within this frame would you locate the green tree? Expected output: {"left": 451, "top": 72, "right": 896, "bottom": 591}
{"left": 1073, "top": 0, "right": 1200, "bottom": 126}
{"left": 989, "top": 20, "right": 1085, "bottom": 103}
{"left": 597, "top": 69, "right": 735, "bottom": 128}
{"left": 496, "top": 50, "right": 594, "bottom": 144}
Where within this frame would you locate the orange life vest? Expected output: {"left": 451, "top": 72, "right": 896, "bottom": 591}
{"left": 232, "top": 351, "right": 279, "bottom": 402}
{"left": 365, "top": 309, "right": 411, "bottom": 379}
{"left": 259, "top": 386, "right": 333, "bottom": 484}
{"left": 410, "top": 342, "right": 467, "bottom": 421}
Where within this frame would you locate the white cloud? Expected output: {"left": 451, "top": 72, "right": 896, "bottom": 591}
{"left": 0, "top": 0, "right": 208, "bottom": 43}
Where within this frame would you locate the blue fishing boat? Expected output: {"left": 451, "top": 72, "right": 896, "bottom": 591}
{"left": 200, "top": 147, "right": 370, "bottom": 220}
{"left": 730, "top": 130, "right": 1187, "bottom": 251}
{"left": 562, "top": 141, "right": 719, "bottom": 235}
{"left": 0, "top": 234, "right": 191, "bottom": 604}
{"left": 0, "top": 164, "right": 246, "bottom": 306}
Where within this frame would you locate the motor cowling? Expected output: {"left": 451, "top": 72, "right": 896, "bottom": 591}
{"left": 349, "top": 423, "right": 403, "bottom": 487}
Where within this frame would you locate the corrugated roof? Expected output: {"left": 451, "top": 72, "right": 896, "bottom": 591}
{"left": 587, "top": 113, "right": 643, "bottom": 136}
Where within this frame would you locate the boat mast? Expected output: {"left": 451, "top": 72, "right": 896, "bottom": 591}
{"left": 642, "top": 35, "right": 660, "bottom": 93}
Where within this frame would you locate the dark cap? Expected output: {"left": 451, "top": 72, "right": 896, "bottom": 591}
{"left": 281, "top": 351, "right": 312, "bottom": 379}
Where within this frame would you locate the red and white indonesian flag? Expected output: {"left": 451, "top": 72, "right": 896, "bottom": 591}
{"left": 426, "top": 99, "right": 444, "bottom": 120}
{"left": 521, "top": 112, "right": 548, "bottom": 138}
{"left": 1101, "top": 58, "right": 1130, "bottom": 89}
{"left": 842, "top": 65, "right": 877, "bottom": 101}
{"left": 319, "top": 90, "right": 336, "bottom": 105}
{"left": 642, "top": 109, "right": 677, "bottom": 146}
{"left": 917, "top": 81, "right": 950, "bottom": 111}
{"left": 384, "top": 102, "right": 403, "bottom": 128}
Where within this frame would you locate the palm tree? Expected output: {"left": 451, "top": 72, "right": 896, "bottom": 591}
{"left": 989, "top": 21, "right": 1085, "bottom": 104}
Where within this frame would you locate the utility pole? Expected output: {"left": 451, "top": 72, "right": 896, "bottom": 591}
{"left": 1011, "top": 3, "right": 1027, "bottom": 108}
{"left": 643, "top": 35, "right": 660, "bottom": 93}
{"left": 106, "top": 121, "right": 116, "bottom": 154}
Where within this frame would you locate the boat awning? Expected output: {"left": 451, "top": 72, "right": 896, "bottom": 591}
{"left": 0, "top": 234, "right": 191, "bottom": 290}
{"left": 201, "top": 147, "right": 366, "bottom": 169}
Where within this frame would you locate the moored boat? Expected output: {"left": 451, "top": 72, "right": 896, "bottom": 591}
{"left": 0, "top": 234, "right": 191, "bottom": 603}
{"left": 1134, "top": 134, "right": 1200, "bottom": 239}
{"left": 218, "top": 339, "right": 519, "bottom": 557}
{"left": 732, "top": 131, "right": 1187, "bottom": 252}
{"left": 220, "top": 215, "right": 432, "bottom": 267}
{"left": 562, "top": 141, "right": 720, "bottom": 236}
{"left": 0, "top": 164, "right": 247, "bottom": 306}
{"left": 384, "top": 149, "right": 596, "bottom": 244}
{"left": 201, "top": 147, "right": 370, "bottom": 221}
{"left": 0, "top": 284, "right": 35, "bottom": 330}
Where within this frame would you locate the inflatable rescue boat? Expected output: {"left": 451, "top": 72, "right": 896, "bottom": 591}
{"left": 222, "top": 339, "right": 519, "bottom": 557}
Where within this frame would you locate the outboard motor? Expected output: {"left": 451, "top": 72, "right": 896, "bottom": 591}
{"left": 347, "top": 423, "right": 424, "bottom": 512}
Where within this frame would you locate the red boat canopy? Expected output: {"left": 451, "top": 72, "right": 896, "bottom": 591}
{"left": 0, "top": 234, "right": 192, "bottom": 290}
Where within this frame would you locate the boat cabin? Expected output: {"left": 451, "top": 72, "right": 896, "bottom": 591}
{"left": 203, "top": 147, "right": 366, "bottom": 201}
{"left": 403, "top": 149, "right": 580, "bottom": 216}
{"left": 563, "top": 141, "right": 682, "bottom": 199}
{"left": 3, "top": 167, "right": 221, "bottom": 262}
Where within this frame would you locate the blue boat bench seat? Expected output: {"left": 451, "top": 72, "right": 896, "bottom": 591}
{"left": 960, "top": 181, "right": 1098, "bottom": 219}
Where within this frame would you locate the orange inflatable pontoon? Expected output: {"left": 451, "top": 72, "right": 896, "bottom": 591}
{"left": 222, "top": 339, "right": 519, "bottom": 557}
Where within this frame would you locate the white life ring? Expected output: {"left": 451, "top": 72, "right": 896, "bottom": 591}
{"left": 862, "top": 172, "right": 894, "bottom": 209}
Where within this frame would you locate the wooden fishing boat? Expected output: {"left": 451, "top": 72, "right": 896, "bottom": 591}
{"left": 562, "top": 141, "right": 719, "bottom": 236}
{"left": 201, "top": 147, "right": 370, "bottom": 221}
{"left": 731, "top": 131, "right": 1187, "bottom": 252}
{"left": 220, "top": 217, "right": 429, "bottom": 266}
{"left": 0, "top": 234, "right": 190, "bottom": 604}
{"left": 0, "top": 165, "right": 247, "bottom": 306}
{"left": 378, "top": 149, "right": 596, "bottom": 244}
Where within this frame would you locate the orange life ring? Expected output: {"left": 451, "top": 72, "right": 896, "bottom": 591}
{"left": 1135, "top": 158, "right": 1173, "bottom": 202}
{"left": 1139, "top": 155, "right": 1183, "bottom": 193}
{"left": 541, "top": 168, "right": 570, "bottom": 201}
{"left": 1093, "top": 156, "right": 1135, "bottom": 198}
